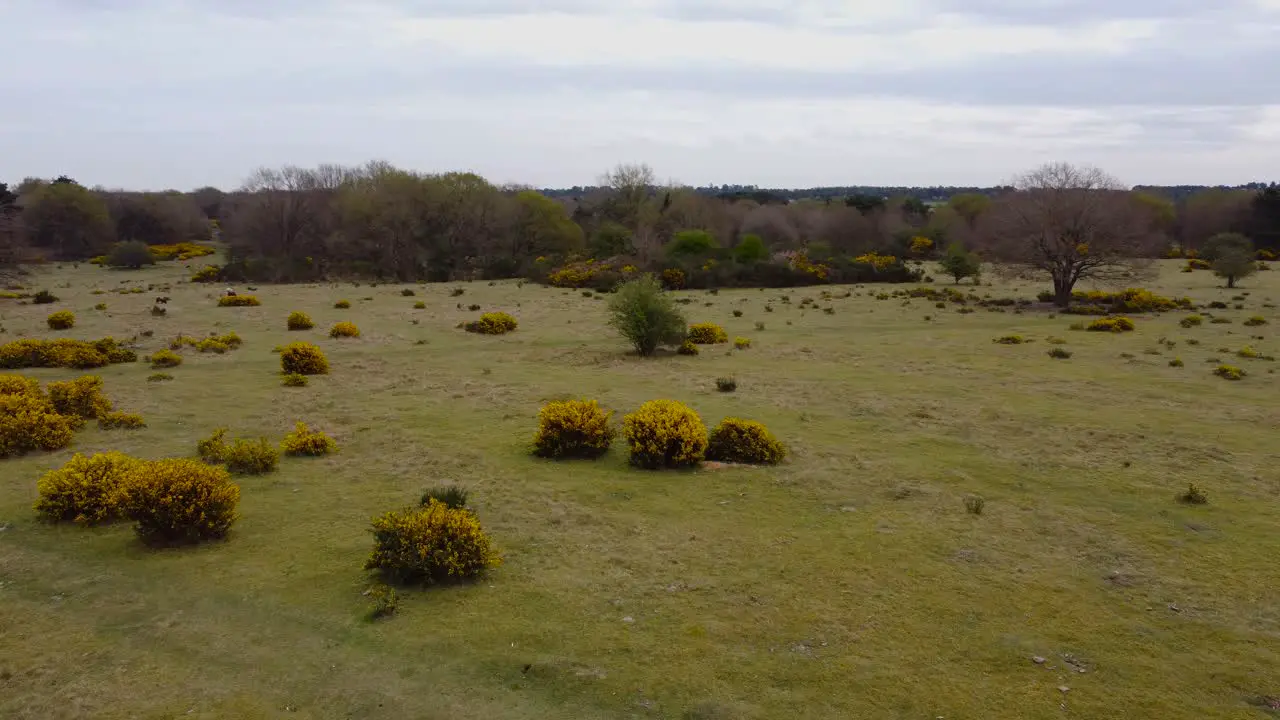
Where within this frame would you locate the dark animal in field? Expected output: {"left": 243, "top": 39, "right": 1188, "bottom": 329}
{"left": 224, "top": 287, "right": 236, "bottom": 297}
{"left": 155, "top": 296, "right": 169, "bottom": 304}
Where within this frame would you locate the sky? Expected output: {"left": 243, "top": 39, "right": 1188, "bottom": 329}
{"left": 2, "top": 0, "right": 1278, "bottom": 191}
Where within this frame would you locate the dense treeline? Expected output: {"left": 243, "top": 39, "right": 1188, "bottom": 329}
{"left": 1, "top": 165, "right": 1278, "bottom": 286}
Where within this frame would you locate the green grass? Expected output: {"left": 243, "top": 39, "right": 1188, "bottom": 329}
{"left": 2, "top": 262, "right": 1279, "bottom": 719}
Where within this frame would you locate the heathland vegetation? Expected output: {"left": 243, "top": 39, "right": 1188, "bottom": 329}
{"left": 1, "top": 161, "right": 1278, "bottom": 718}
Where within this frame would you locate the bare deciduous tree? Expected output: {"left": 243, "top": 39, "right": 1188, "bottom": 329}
{"left": 981, "top": 162, "right": 1161, "bottom": 306}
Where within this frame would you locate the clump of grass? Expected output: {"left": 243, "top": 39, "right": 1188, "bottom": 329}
{"left": 365, "top": 584, "right": 398, "bottom": 620}
{"left": 1243, "top": 316, "right": 1268, "bottom": 327}
{"left": 732, "top": 309, "right": 743, "bottom": 317}
{"left": 334, "top": 300, "right": 351, "bottom": 309}
{"left": 451, "top": 287, "right": 465, "bottom": 297}
{"left": 1180, "top": 314, "right": 1203, "bottom": 328}
{"left": 1047, "top": 347, "right": 1072, "bottom": 359}
{"left": 146, "top": 372, "right": 174, "bottom": 382}
{"left": 282, "top": 373, "right": 309, "bottom": 387}
{"left": 1168, "top": 358, "right": 1184, "bottom": 367}
{"left": 754, "top": 321, "right": 765, "bottom": 331}
{"left": 420, "top": 485, "right": 469, "bottom": 509}
{"left": 715, "top": 376, "right": 737, "bottom": 393}
{"left": 964, "top": 495, "right": 985, "bottom": 515}
{"left": 1178, "top": 483, "right": 1208, "bottom": 505}
{"left": 413, "top": 301, "right": 426, "bottom": 309}
{"left": 993, "top": 335, "right": 1025, "bottom": 345}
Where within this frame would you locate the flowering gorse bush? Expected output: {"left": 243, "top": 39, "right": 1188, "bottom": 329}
{"left": 329, "top": 321, "right": 361, "bottom": 338}
{"left": 47, "top": 375, "right": 113, "bottom": 426}
{"left": 705, "top": 418, "right": 786, "bottom": 465}
{"left": 46, "top": 310, "right": 76, "bottom": 330}
{"left": 532, "top": 399, "right": 616, "bottom": 459}
{"left": 35, "top": 451, "right": 140, "bottom": 525}
{"left": 365, "top": 500, "right": 501, "bottom": 585}
{"left": 622, "top": 399, "right": 708, "bottom": 469}
{"left": 280, "top": 342, "right": 329, "bottom": 375}
{"left": 0, "top": 338, "right": 135, "bottom": 370}
{"left": 118, "top": 458, "right": 240, "bottom": 545}
{"left": 281, "top": 421, "right": 338, "bottom": 456}
{"left": 687, "top": 323, "right": 728, "bottom": 344}
{"left": 1087, "top": 316, "right": 1136, "bottom": 333}
{"left": 217, "top": 295, "right": 260, "bottom": 307}
{"left": 465, "top": 312, "right": 518, "bottom": 335}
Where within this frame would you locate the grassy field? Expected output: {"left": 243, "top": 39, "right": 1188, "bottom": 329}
{"left": 2, "top": 259, "right": 1279, "bottom": 719}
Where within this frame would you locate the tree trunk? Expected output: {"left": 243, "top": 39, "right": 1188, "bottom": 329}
{"left": 1227, "top": 276, "right": 1236, "bottom": 288}
{"left": 1052, "top": 273, "right": 1073, "bottom": 307}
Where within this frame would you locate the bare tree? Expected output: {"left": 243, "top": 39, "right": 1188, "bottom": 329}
{"left": 981, "top": 162, "right": 1161, "bottom": 306}
{"left": 0, "top": 182, "right": 26, "bottom": 278}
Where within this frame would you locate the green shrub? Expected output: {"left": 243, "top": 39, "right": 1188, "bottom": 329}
{"left": 622, "top": 399, "right": 708, "bottom": 469}
{"left": 687, "top": 323, "right": 728, "bottom": 344}
{"left": 1087, "top": 316, "right": 1136, "bottom": 333}
{"left": 366, "top": 583, "right": 399, "bottom": 619}
{"left": 281, "top": 373, "right": 309, "bottom": 387}
{"left": 119, "top": 458, "right": 240, "bottom": 545}
{"left": 705, "top": 418, "right": 786, "bottom": 465}
{"left": 46, "top": 310, "right": 76, "bottom": 330}
{"left": 964, "top": 495, "right": 985, "bottom": 515}
{"left": 733, "top": 337, "right": 752, "bottom": 350}
{"left": 1243, "top": 316, "right": 1268, "bottom": 327}
{"left": 217, "top": 295, "right": 261, "bottom": 307}
{"left": 413, "top": 301, "right": 426, "bottom": 309}
{"left": 33, "top": 290, "right": 58, "bottom": 304}
{"left": 47, "top": 375, "right": 113, "bottom": 425}
{"left": 222, "top": 437, "right": 280, "bottom": 475}
{"left": 1168, "top": 358, "right": 1184, "bottom": 367}
{"left": 281, "top": 421, "right": 337, "bottom": 456}
{"left": 715, "top": 376, "right": 737, "bottom": 392}
{"left": 993, "top": 335, "right": 1025, "bottom": 344}
{"left": 364, "top": 501, "right": 501, "bottom": 585}
{"left": 149, "top": 348, "right": 182, "bottom": 368}
{"left": 280, "top": 342, "right": 329, "bottom": 375}
{"left": 532, "top": 399, "right": 616, "bottom": 459}
{"left": 98, "top": 411, "right": 146, "bottom": 430}
{"left": 1210, "top": 317, "right": 1233, "bottom": 324}
{"left": 147, "top": 372, "right": 174, "bottom": 382}
{"left": 34, "top": 451, "right": 140, "bottom": 525}
{"left": 329, "top": 321, "right": 361, "bottom": 338}
{"left": 677, "top": 340, "right": 699, "bottom": 356}
{"left": 401, "top": 289, "right": 415, "bottom": 296}
{"left": 606, "top": 275, "right": 688, "bottom": 356}
{"left": 1180, "top": 314, "right": 1204, "bottom": 328}
{"left": 464, "top": 312, "right": 518, "bottom": 335}
{"left": 105, "top": 240, "right": 157, "bottom": 269}
{"left": 1238, "top": 346, "right": 1261, "bottom": 359}
{"left": 1047, "top": 347, "right": 1072, "bottom": 359}
{"left": 287, "top": 311, "right": 314, "bottom": 330}
{"left": 419, "top": 485, "right": 469, "bottom": 509}
{"left": 334, "top": 299, "right": 351, "bottom": 309}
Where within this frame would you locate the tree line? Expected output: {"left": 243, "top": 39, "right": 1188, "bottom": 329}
{"left": 2, "top": 163, "right": 1278, "bottom": 299}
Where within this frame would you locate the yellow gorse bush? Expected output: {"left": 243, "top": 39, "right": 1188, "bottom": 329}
{"left": 46, "top": 310, "right": 76, "bottom": 330}
{"left": 190, "top": 265, "right": 221, "bottom": 282}
{"left": 687, "top": 323, "right": 728, "bottom": 344}
{"left": 1087, "top": 316, "right": 1136, "bottom": 333}
{"left": 365, "top": 500, "right": 501, "bottom": 585}
{"left": 465, "top": 312, "right": 518, "bottom": 335}
{"left": 99, "top": 411, "right": 146, "bottom": 430}
{"left": 733, "top": 337, "right": 751, "bottom": 350}
{"left": 149, "top": 242, "right": 215, "bottom": 261}
{"left": 622, "top": 399, "right": 708, "bottom": 470}
{"left": 0, "top": 337, "right": 136, "bottom": 370}
{"left": 281, "top": 422, "right": 338, "bottom": 456}
{"left": 118, "top": 458, "right": 240, "bottom": 545}
{"left": 196, "top": 338, "right": 229, "bottom": 354}
{"left": 35, "top": 451, "right": 141, "bottom": 525}
{"left": 661, "top": 268, "right": 686, "bottom": 289}
{"left": 47, "top": 375, "right": 113, "bottom": 426}
{"left": 677, "top": 340, "right": 699, "bottom": 356}
{"left": 0, "top": 383, "right": 76, "bottom": 458}
{"left": 287, "top": 311, "right": 314, "bottom": 330}
{"left": 217, "top": 295, "right": 261, "bottom": 307}
{"left": 280, "top": 342, "right": 329, "bottom": 375}
{"left": 532, "top": 399, "right": 616, "bottom": 459}
{"left": 334, "top": 299, "right": 351, "bottom": 309}
{"left": 149, "top": 348, "right": 183, "bottom": 368}
{"left": 706, "top": 418, "right": 786, "bottom": 465}
{"left": 329, "top": 321, "right": 361, "bottom": 338}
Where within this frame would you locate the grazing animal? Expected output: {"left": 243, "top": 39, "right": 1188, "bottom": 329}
{"left": 155, "top": 296, "right": 169, "bottom": 304}
{"left": 224, "top": 287, "right": 237, "bottom": 297}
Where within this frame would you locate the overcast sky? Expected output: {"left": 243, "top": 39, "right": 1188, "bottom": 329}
{"left": 2, "top": 0, "right": 1278, "bottom": 190}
